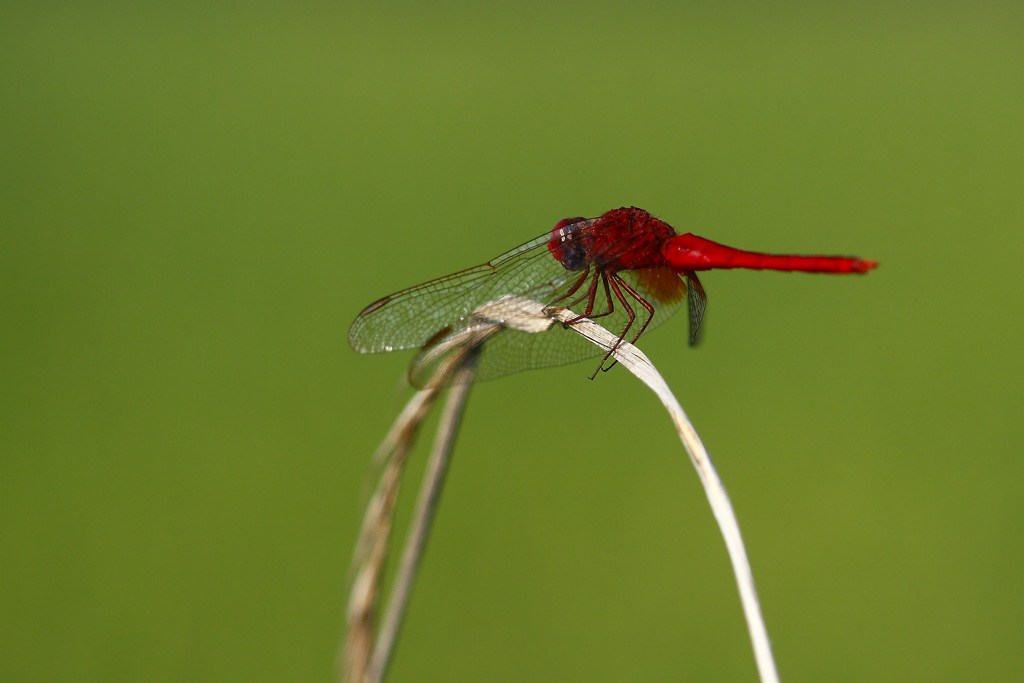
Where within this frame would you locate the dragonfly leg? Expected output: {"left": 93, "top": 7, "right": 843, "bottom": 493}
{"left": 570, "top": 271, "right": 616, "bottom": 320}
{"left": 593, "top": 271, "right": 616, "bottom": 319}
{"left": 563, "top": 268, "right": 613, "bottom": 325}
{"left": 547, "top": 264, "right": 591, "bottom": 308}
{"left": 567, "top": 270, "right": 599, "bottom": 312}
{"left": 588, "top": 273, "right": 639, "bottom": 378}
{"left": 612, "top": 273, "right": 656, "bottom": 345}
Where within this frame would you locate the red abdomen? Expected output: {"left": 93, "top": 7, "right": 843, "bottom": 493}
{"left": 663, "top": 233, "right": 878, "bottom": 274}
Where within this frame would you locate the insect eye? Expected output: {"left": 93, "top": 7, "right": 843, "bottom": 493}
{"left": 552, "top": 216, "right": 586, "bottom": 237}
{"left": 548, "top": 217, "right": 589, "bottom": 271}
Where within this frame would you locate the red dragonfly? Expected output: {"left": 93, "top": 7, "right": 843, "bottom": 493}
{"left": 349, "top": 207, "right": 877, "bottom": 386}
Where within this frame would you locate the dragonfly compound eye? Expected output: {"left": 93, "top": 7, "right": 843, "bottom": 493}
{"left": 548, "top": 217, "right": 588, "bottom": 272}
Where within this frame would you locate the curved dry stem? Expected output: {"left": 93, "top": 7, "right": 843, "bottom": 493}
{"left": 343, "top": 387, "right": 440, "bottom": 683}
{"left": 344, "top": 295, "right": 778, "bottom": 683}
{"left": 544, "top": 302, "right": 781, "bottom": 683}
{"left": 365, "top": 350, "right": 478, "bottom": 683}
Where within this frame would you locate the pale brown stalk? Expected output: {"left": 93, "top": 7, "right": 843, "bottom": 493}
{"left": 343, "top": 295, "right": 779, "bottom": 683}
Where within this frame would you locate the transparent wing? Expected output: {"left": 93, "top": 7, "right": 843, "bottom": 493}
{"left": 408, "top": 266, "right": 692, "bottom": 387}
{"left": 348, "top": 231, "right": 577, "bottom": 354}
{"left": 685, "top": 271, "right": 707, "bottom": 345}
{"left": 407, "top": 313, "right": 599, "bottom": 386}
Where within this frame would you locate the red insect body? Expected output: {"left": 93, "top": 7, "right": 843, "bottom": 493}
{"left": 663, "top": 233, "right": 878, "bottom": 274}
{"left": 351, "top": 206, "right": 878, "bottom": 385}
{"left": 586, "top": 207, "right": 677, "bottom": 270}
{"left": 549, "top": 207, "right": 877, "bottom": 275}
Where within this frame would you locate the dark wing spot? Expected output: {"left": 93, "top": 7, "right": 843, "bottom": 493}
{"left": 358, "top": 296, "right": 391, "bottom": 317}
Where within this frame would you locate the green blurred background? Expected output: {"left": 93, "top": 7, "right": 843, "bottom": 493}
{"left": 2, "top": 1, "right": 1022, "bottom": 681}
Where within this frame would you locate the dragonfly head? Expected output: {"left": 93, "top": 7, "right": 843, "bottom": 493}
{"left": 548, "top": 216, "right": 589, "bottom": 271}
